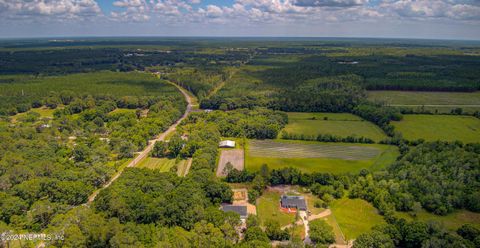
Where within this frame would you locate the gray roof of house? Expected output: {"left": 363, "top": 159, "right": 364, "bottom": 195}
{"left": 281, "top": 195, "right": 307, "bottom": 210}
{"left": 222, "top": 205, "right": 248, "bottom": 218}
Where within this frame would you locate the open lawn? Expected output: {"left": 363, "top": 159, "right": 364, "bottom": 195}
{"left": 257, "top": 191, "right": 296, "bottom": 227}
{"left": 246, "top": 140, "right": 399, "bottom": 174}
{"left": 282, "top": 112, "right": 387, "bottom": 142}
{"left": 368, "top": 91, "right": 480, "bottom": 113}
{"left": 392, "top": 115, "right": 480, "bottom": 143}
{"left": 330, "top": 198, "right": 386, "bottom": 239}
{"left": 396, "top": 209, "right": 480, "bottom": 230}
{"left": 137, "top": 157, "right": 181, "bottom": 172}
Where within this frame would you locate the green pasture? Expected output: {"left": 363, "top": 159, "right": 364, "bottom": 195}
{"left": 330, "top": 198, "right": 386, "bottom": 239}
{"left": 137, "top": 157, "right": 181, "bottom": 173}
{"left": 282, "top": 112, "right": 387, "bottom": 142}
{"left": 392, "top": 115, "right": 480, "bottom": 143}
{"left": 256, "top": 191, "right": 296, "bottom": 227}
{"left": 396, "top": 209, "right": 480, "bottom": 230}
{"left": 246, "top": 140, "right": 399, "bottom": 174}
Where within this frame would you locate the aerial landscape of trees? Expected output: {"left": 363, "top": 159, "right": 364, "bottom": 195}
{"left": 0, "top": 38, "right": 479, "bottom": 247}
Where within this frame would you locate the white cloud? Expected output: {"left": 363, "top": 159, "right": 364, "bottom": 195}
{"left": 0, "top": 0, "right": 101, "bottom": 19}
{"left": 380, "top": 0, "right": 480, "bottom": 20}
{"left": 294, "top": 0, "right": 368, "bottom": 7}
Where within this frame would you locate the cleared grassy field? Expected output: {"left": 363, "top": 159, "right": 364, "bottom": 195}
{"left": 257, "top": 191, "right": 296, "bottom": 227}
{"left": 330, "top": 198, "right": 386, "bottom": 239}
{"left": 11, "top": 107, "right": 56, "bottom": 122}
{"left": 368, "top": 91, "right": 480, "bottom": 113}
{"left": 109, "top": 108, "right": 136, "bottom": 115}
{"left": 396, "top": 209, "right": 480, "bottom": 230}
{"left": 246, "top": 140, "right": 399, "bottom": 174}
{"left": 392, "top": 115, "right": 480, "bottom": 143}
{"left": 137, "top": 157, "right": 182, "bottom": 172}
{"left": 282, "top": 112, "right": 387, "bottom": 142}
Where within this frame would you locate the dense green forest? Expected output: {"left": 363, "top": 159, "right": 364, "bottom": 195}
{"left": 0, "top": 73, "right": 186, "bottom": 241}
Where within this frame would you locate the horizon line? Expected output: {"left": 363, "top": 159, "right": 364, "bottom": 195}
{"left": 0, "top": 35, "right": 479, "bottom": 43}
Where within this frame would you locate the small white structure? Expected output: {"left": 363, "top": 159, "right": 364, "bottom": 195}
{"left": 219, "top": 140, "right": 236, "bottom": 148}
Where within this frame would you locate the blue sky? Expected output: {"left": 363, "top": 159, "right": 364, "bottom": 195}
{"left": 0, "top": 0, "right": 479, "bottom": 40}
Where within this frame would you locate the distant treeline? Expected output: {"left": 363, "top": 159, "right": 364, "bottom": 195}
{"left": 251, "top": 54, "right": 480, "bottom": 92}
{"left": 0, "top": 48, "right": 250, "bottom": 75}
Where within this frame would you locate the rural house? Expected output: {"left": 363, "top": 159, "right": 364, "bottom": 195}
{"left": 219, "top": 140, "right": 236, "bottom": 148}
{"left": 221, "top": 205, "right": 248, "bottom": 219}
{"left": 280, "top": 195, "right": 307, "bottom": 211}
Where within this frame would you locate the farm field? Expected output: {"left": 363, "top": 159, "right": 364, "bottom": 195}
{"left": 246, "top": 140, "right": 399, "bottom": 174}
{"left": 396, "top": 209, "right": 480, "bottom": 230}
{"left": 216, "top": 149, "right": 245, "bottom": 177}
{"left": 392, "top": 115, "right": 480, "bottom": 143}
{"left": 137, "top": 157, "right": 184, "bottom": 173}
{"left": 281, "top": 112, "right": 387, "bottom": 142}
{"left": 330, "top": 198, "right": 386, "bottom": 240}
{"left": 256, "top": 191, "right": 296, "bottom": 227}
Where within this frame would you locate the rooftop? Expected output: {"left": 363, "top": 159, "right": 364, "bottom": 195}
{"left": 280, "top": 195, "right": 307, "bottom": 211}
{"left": 221, "top": 205, "right": 248, "bottom": 218}
{"left": 219, "top": 140, "right": 236, "bottom": 148}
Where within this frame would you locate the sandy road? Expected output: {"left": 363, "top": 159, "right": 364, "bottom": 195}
{"left": 86, "top": 81, "right": 194, "bottom": 204}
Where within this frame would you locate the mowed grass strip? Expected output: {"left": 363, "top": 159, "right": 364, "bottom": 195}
{"left": 246, "top": 140, "right": 399, "bottom": 174}
{"left": 283, "top": 112, "right": 387, "bottom": 142}
{"left": 330, "top": 198, "right": 386, "bottom": 239}
{"left": 393, "top": 115, "right": 480, "bottom": 143}
{"left": 137, "top": 157, "right": 179, "bottom": 172}
{"left": 256, "top": 191, "right": 296, "bottom": 227}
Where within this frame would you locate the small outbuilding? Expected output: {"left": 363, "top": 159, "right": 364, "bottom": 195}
{"left": 221, "top": 205, "right": 248, "bottom": 219}
{"left": 281, "top": 195, "right": 307, "bottom": 211}
{"left": 219, "top": 140, "right": 236, "bottom": 148}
